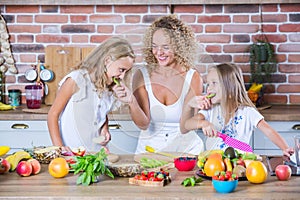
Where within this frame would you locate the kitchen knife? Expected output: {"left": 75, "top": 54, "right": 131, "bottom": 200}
{"left": 218, "top": 132, "right": 253, "bottom": 152}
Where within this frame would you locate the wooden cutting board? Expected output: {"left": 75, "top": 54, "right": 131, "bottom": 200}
{"left": 44, "top": 46, "right": 95, "bottom": 105}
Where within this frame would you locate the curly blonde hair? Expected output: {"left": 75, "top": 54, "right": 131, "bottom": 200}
{"left": 143, "top": 14, "right": 197, "bottom": 74}
{"left": 73, "top": 36, "right": 135, "bottom": 96}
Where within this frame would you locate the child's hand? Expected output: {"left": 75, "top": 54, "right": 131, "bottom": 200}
{"left": 188, "top": 95, "right": 212, "bottom": 110}
{"left": 283, "top": 147, "right": 294, "bottom": 158}
{"left": 201, "top": 121, "right": 218, "bottom": 137}
{"left": 113, "top": 83, "right": 134, "bottom": 104}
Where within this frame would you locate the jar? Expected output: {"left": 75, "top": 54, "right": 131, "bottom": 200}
{"left": 8, "top": 89, "right": 21, "bottom": 106}
{"left": 25, "top": 85, "right": 42, "bottom": 109}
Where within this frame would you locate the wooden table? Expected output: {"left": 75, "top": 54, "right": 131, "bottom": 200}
{"left": 0, "top": 161, "right": 299, "bottom": 200}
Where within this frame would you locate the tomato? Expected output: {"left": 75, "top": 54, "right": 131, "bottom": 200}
{"left": 138, "top": 175, "right": 148, "bottom": 181}
{"left": 48, "top": 158, "right": 69, "bottom": 178}
{"left": 148, "top": 171, "right": 155, "bottom": 178}
{"left": 246, "top": 161, "right": 268, "bottom": 184}
{"left": 204, "top": 158, "right": 225, "bottom": 177}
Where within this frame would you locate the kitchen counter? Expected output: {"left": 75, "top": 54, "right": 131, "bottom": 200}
{"left": 0, "top": 155, "right": 299, "bottom": 200}
{"left": 0, "top": 104, "right": 299, "bottom": 121}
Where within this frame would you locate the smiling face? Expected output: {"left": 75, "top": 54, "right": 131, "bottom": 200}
{"left": 206, "top": 68, "right": 222, "bottom": 104}
{"left": 105, "top": 56, "right": 134, "bottom": 85}
{"left": 151, "top": 29, "right": 176, "bottom": 67}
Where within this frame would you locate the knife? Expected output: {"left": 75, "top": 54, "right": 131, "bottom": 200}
{"left": 218, "top": 132, "right": 253, "bottom": 152}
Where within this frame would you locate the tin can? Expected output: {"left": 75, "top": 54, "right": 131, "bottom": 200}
{"left": 8, "top": 89, "right": 21, "bottom": 106}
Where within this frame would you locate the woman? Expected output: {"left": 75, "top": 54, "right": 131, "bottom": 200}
{"left": 114, "top": 15, "right": 204, "bottom": 155}
{"left": 47, "top": 36, "right": 135, "bottom": 152}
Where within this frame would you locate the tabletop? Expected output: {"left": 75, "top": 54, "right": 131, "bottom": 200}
{"left": 0, "top": 160, "right": 299, "bottom": 200}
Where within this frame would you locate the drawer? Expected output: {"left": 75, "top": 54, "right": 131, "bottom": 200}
{"left": 0, "top": 121, "right": 48, "bottom": 131}
{"left": 108, "top": 120, "right": 140, "bottom": 132}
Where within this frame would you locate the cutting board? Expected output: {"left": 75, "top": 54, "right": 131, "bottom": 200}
{"left": 44, "top": 46, "right": 95, "bottom": 105}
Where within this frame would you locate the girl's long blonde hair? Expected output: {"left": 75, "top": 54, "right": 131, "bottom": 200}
{"left": 74, "top": 36, "right": 135, "bottom": 96}
{"left": 212, "top": 63, "right": 256, "bottom": 124}
{"left": 143, "top": 14, "right": 197, "bottom": 74}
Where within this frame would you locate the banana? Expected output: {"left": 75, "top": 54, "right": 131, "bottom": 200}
{"left": 6, "top": 151, "right": 31, "bottom": 171}
{"left": 0, "top": 146, "right": 10, "bottom": 156}
{"left": 0, "top": 102, "right": 15, "bottom": 111}
{"left": 224, "top": 157, "right": 233, "bottom": 172}
{"left": 248, "top": 83, "right": 263, "bottom": 93}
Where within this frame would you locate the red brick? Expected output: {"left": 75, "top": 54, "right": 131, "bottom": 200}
{"left": 115, "top": 25, "right": 148, "bottom": 34}
{"left": 60, "top": 6, "right": 94, "bottom": 13}
{"left": 35, "top": 15, "right": 68, "bottom": 23}
{"left": 41, "top": 5, "right": 58, "bottom": 13}
{"left": 279, "top": 64, "right": 300, "bottom": 73}
{"left": 198, "top": 15, "right": 230, "bottom": 23}
{"left": 36, "top": 35, "right": 70, "bottom": 43}
{"left": 260, "top": 34, "right": 287, "bottom": 43}
{"left": 233, "top": 35, "right": 250, "bottom": 43}
{"left": 280, "top": 4, "right": 300, "bottom": 12}
{"left": 62, "top": 25, "right": 95, "bottom": 33}
{"left": 90, "top": 35, "right": 111, "bottom": 43}
{"left": 278, "top": 44, "right": 300, "bottom": 52}
{"left": 90, "top": 15, "right": 123, "bottom": 23}
{"left": 264, "top": 94, "right": 287, "bottom": 104}
{"left": 125, "top": 15, "right": 141, "bottom": 23}
{"left": 234, "top": 55, "right": 249, "bottom": 63}
{"left": 19, "top": 54, "right": 36, "bottom": 63}
{"left": 173, "top": 5, "right": 203, "bottom": 13}
{"left": 288, "top": 54, "right": 300, "bottom": 62}
{"left": 279, "top": 24, "right": 300, "bottom": 32}
{"left": 233, "top": 15, "right": 249, "bottom": 23}
{"left": 262, "top": 4, "right": 279, "bottom": 12}
{"left": 191, "top": 25, "right": 203, "bottom": 33}
{"left": 224, "top": 25, "right": 258, "bottom": 33}
{"left": 205, "top": 25, "right": 221, "bottom": 33}
{"left": 225, "top": 5, "right": 258, "bottom": 13}
{"left": 17, "top": 35, "right": 34, "bottom": 43}
{"left": 290, "top": 95, "right": 300, "bottom": 104}
{"left": 71, "top": 35, "right": 89, "bottom": 43}
{"left": 289, "top": 75, "right": 300, "bottom": 83}
{"left": 149, "top": 5, "right": 168, "bottom": 13}
{"left": 180, "top": 15, "right": 197, "bottom": 23}
{"left": 96, "top": 5, "right": 113, "bottom": 13}
{"left": 261, "top": 25, "right": 277, "bottom": 33}
{"left": 17, "top": 15, "right": 33, "bottom": 23}
{"left": 97, "top": 25, "right": 114, "bottom": 33}
{"left": 252, "top": 14, "right": 287, "bottom": 23}
{"left": 276, "top": 54, "right": 287, "bottom": 63}
{"left": 71, "top": 16, "right": 88, "bottom": 23}
{"left": 6, "top": 6, "right": 39, "bottom": 13}
{"left": 278, "top": 85, "right": 300, "bottom": 93}
{"left": 206, "top": 45, "right": 221, "bottom": 53}
{"left": 7, "top": 25, "right": 41, "bottom": 33}
{"left": 290, "top": 34, "right": 300, "bottom": 42}
{"left": 197, "top": 35, "right": 229, "bottom": 44}
{"left": 205, "top": 5, "right": 222, "bottom": 13}
{"left": 114, "top": 5, "right": 148, "bottom": 13}
{"left": 223, "top": 44, "right": 249, "bottom": 53}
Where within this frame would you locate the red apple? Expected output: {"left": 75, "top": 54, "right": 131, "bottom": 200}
{"left": 275, "top": 164, "right": 292, "bottom": 181}
{"left": 0, "top": 158, "right": 11, "bottom": 174}
{"left": 71, "top": 146, "right": 86, "bottom": 156}
{"left": 28, "top": 159, "right": 41, "bottom": 175}
{"left": 236, "top": 157, "right": 246, "bottom": 168}
{"left": 16, "top": 161, "right": 32, "bottom": 177}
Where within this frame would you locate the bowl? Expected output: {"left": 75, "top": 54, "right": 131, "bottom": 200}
{"left": 174, "top": 156, "right": 197, "bottom": 171}
{"left": 212, "top": 179, "right": 238, "bottom": 193}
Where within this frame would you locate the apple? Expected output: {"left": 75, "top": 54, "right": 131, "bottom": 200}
{"left": 0, "top": 158, "right": 11, "bottom": 174}
{"left": 236, "top": 157, "right": 246, "bottom": 168}
{"left": 16, "top": 161, "right": 32, "bottom": 177}
{"left": 71, "top": 146, "right": 86, "bottom": 156}
{"left": 28, "top": 159, "right": 41, "bottom": 175}
{"left": 275, "top": 164, "right": 292, "bottom": 181}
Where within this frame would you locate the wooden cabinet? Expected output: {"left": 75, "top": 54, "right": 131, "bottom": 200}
{"left": 252, "top": 121, "right": 300, "bottom": 155}
{"left": 0, "top": 120, "right": 52, "bottom": 154}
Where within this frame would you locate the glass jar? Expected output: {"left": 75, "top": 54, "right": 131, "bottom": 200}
{"left": 25, "top": 85, "right": 42, "bottom": 109}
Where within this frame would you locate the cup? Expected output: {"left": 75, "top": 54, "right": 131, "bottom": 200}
{"left": 25, "top": 85, "right": 42, "bottom": 109}
{"left": 8, "top": 89, "right": 21, "bottom": 106}
{"left": 294, "top": 135, "right": 300, "bottom": 167}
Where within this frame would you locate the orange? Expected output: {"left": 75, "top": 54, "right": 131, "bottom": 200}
{"left": 204, "top": 158, "right": 225, "bottom": 177}
{"left": 207, "top": 153, "right": 223, "bottom": 161}
{"left": 48, "top": 157, "right": 69, "bottom": 178}
{"left": 246, "top": 161, "right": 268, "bottom": 184}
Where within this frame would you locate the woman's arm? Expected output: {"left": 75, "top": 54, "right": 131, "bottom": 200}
{"left": 47, "top": 78, "right": 77, "bottom": 151}
{"left": 257, "top": 119, "right": 294, "bottom": 157}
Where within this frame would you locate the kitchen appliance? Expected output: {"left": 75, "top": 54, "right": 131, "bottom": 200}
{"left": 218, "top": 132, "right": 253, "bottom": 152}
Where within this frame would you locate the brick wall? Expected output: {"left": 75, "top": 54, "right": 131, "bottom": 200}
{"left": 1, "top": 4, "right": 300, "bottom": 104}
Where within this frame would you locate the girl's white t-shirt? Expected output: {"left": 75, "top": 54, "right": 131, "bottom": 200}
{"left": 199, "top": 105, "right": 264, "bottom": 150}
{"left": 58, "top": 69, "right": 116, "bottom": 151}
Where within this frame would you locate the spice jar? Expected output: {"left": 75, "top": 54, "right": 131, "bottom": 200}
{"left": 8, "top": 89, "right": 21, "bottom": 106}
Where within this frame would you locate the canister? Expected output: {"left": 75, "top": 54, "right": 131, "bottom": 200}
{"left": 25, "top": 85, "right": 42, "bottom": 109}
{"left": 8, "top": 89, "right": 21, "bottom": 106}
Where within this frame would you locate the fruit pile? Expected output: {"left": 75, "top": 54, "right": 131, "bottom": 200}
{"left": 129, "top": 169, "right": 171, "bottom": 187}
{"left": 212, "top": 171, "right": 238, "bottom": 181}
{"left": 197, "top": 147, "right": 268, "bottom": 184}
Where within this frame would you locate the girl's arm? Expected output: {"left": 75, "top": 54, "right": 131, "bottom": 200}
{"left": 47, "top": 77, "right": 78, "bottom": 151}
{"left": 99, "top": 116, "right": 111, "bottom": 146}
{"left": 257, "top": 119, "right": 294, "bottom": 157}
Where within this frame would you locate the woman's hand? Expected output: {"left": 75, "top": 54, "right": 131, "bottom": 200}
{"left": 188, "top": 95, "right": 212, "bottom": 110}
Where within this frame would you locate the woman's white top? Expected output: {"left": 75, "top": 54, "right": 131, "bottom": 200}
{"left": 58, "top": 69, "right": 116, "bottom": 152}
{"left": 199, "top": 105, "right": 264, "bottom": 150}
{"left": 135, "top": 67, "right": 204, "bottom": 155}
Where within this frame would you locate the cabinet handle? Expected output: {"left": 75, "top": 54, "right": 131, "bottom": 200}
{"left": 292, "top": 124, "right": 300, "bottom": 130}
{"left": 11, "top": 123, "right": 29, "bottom": 129}
{"left": 108, "top": 124, "right": 121, "bottom": 129}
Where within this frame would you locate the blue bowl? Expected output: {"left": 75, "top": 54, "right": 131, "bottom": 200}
{"left": 212, "top": 179, "right": 238, "bottom": 193}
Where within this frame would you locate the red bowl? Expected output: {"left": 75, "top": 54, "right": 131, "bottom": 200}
{"left": 174, "top": 156, "right": 197, "bottom": 171}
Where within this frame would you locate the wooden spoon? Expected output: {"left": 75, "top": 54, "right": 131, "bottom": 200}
{"left": 145, "top": 145, "right": 176, "bottom": 159}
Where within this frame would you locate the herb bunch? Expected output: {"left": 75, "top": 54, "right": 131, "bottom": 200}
{"left": 71, "top": 148, "right": 114, "bottom": 186}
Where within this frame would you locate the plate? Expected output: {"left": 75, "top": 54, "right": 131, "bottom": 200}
{"left": 195, "top": 170, "right": 248, "bottom": 181}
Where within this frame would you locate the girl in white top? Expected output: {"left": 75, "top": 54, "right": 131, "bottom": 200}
{"left": 47, "top": 37, "right": 135, "bottom": 152}
{"left": 114, "top": 15, "right": 204, "bottom": 155}
{"left": 181, "top": 63, "right": 294, "bottom": 158}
